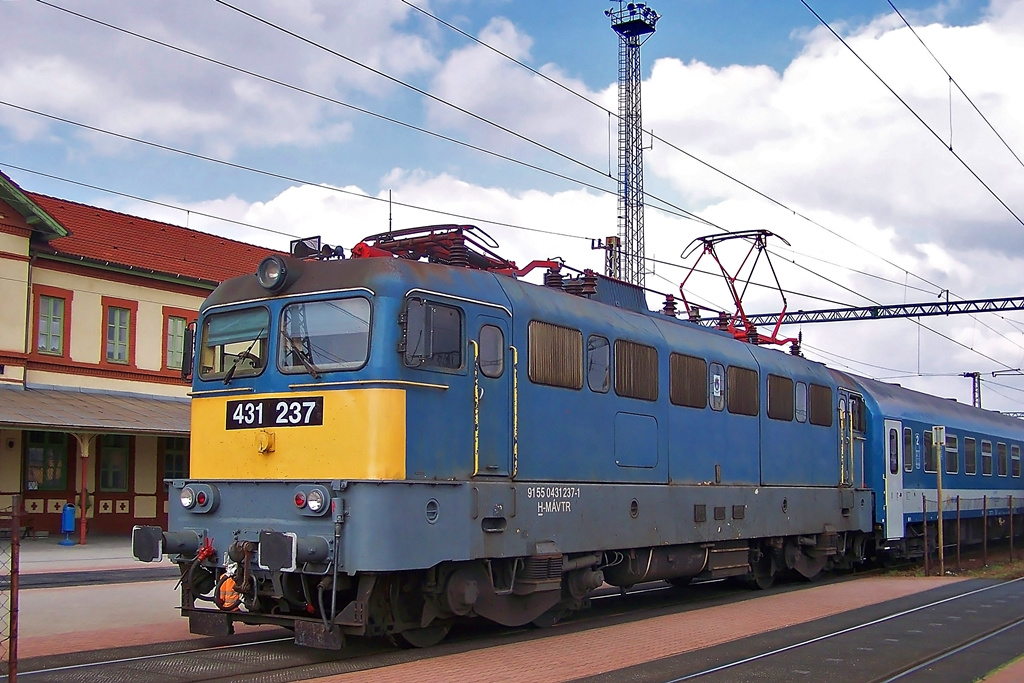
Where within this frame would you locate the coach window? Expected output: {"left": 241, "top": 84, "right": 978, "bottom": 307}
{"left": 709, "top": 362, "right": 725, "bottom": 411}
{"left": 923, "top": 429, "right": 936, "bottom": 473}
{"left": 888, "top": 428, "right": 899, "bottom": 475}
{"left": 945, "top": 435, "right": 959, "bottom": 475}
{"left": 587, "top": 335, "right": 610, "bottom": 393}
{"left": 965, "top": 437, "right": 977, "bottom": 475}
{"left": 405, "top": 299, "right": 463, "bottom": 371}
{"left": 198, "top": 307, "right": 270, "bottom": 381}
{"left": 1012, "top": 445, "right": 1021, "bottom": 477}
{"left": 529, "top": 321, "right": 582, "bottom": 389}
{"left": 903, "top": 428, "right": 914, "bottom": 472}
{"left": 808, "top": 384, "right": 833, "bottom": 427}
{"left": 767, "top": 374, "right": 794, "bottom": 421}
{"left": 281, "top": 297, "right": 370, "bottom": 374}
{"left": 478, "top": 325, "right": 504, "bottom": 378}
{"left": 670, "top": 353, "right": 707, "bottom": 408}
{"left": 795, "top": 382, "right": 808, "bottom": 423}
{"left": 614, "top": 340, "right": 658, "bottom": 401}
{"left": 998, "top": 442, "right": 1008, "bottom": 477}
{"left": 727, "top": 366, "right": 758, "bottom": 416}
{"left": 981, "top": 440, "right": 993, "bottom": 475}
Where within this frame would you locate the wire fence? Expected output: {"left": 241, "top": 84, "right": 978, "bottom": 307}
{"left": 917, "top": 493, "right": 1017, "bottom": 576}
{"left": 0, "top": 496, "right": 21, "bottom": 682}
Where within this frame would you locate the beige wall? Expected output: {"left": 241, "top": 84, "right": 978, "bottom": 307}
{"left": 0, "top": 429, "right": 22, "bottom": 494}
{"left": 0, "top": 240, "right": 29, "bottom": 355}
{"left": 28, "top": 370, "right": 190, "bottom": 397}
{"left": 134, "top": 435, "right": 158, "bottom": 495}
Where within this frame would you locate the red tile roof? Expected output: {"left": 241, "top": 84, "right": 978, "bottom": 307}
{"left": 27, "top": 193, "right": 283, "bottom": 284}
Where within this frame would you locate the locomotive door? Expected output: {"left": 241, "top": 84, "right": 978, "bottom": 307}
{"left": 883, "top": 419, "right": 906, "bottom": 539}
{"left": 472, "top": 315, "right": 512, "bottom": 477}
{"left": 838, "top": 389, "right": 866, "bottom": 486}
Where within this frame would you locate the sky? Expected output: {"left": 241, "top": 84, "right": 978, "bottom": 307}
{"left": 2, "top": 0, "right": 1024, "bottom": 410}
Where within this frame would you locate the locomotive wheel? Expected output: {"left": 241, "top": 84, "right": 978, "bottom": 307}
{"left": 751, "top": 553, "right": 776, "bottom": 590}
{"left": 395, "top": 623, "right": 451, "bottom": 648}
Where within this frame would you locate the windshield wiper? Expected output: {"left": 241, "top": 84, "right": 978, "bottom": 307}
{"left": 223, "top": 330, "right": 264, "bottom": 385}
{"left": 285, "top": 337, "right": 321, "bottom": 379}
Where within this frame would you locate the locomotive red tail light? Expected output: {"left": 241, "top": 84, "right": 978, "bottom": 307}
{"left": 294, "top": 491, "right": 307, "bottom": 508}
{"left": 196, "top": 491, "right": 208, "bottom": 507}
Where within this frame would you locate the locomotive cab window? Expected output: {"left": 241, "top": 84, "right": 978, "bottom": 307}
{"left": 279, "top": 297, "right": 370, "bottom": 375}
{"left": 767, "top": 374, "right": 794, "bottom": 421}
{"left": 478, "top": 325, "right": 504, "bottom": 378}
{"left": 945, "top": 435, "right": 959, "bottom": 475}
{"left": 587, "top": 335, "right": 610, "bottom": 393}
{"left": 198, "top": 307, "right": 270, "bottom": 382}
{"left": 405, "top": 299, "right": 463, "bottom": 370}
{"left": 965, "top": 437, "right": 977, "bottom": 475}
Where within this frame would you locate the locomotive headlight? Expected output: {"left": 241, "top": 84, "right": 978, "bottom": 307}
{"left": 256, "top": 255, "right": 289, "bottom": 292}
{"left": 306, "top": 489, "right": 325, "bottom": 513}
{"left": 180, "top": 486, "right": 197, "bottom": 509}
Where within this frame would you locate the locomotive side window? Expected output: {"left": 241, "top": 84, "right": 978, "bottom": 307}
{"left": 669, "top": 353, "right": 706, "bottom": 408}
{"left": 198, "top": 307, "right": 270, "bottom": 381}
{"left": 945, "top": 435, "right": 959, "bottom": 475}
{"left": 709, "top": 362, "right": 725, "bottom": 412}
{"left": 614, "top": 340, "right": 658, "bottom": 401}
{"left": 923, "top": 429, "right": 936, "bottom": 473}
{"left": 767, "top": 374, "right": 794, "bottom": 421}
{"left": 279, "top": 297, "right": 369, "bottom": 375}
{"left": 1013, "top": 445, "right": 1021, "bottom": 477}
{"left": 982, "top": 440, "right": 993, "bottom": 475}
{"left": 405, "top": 299, "right": 463, "bottom": 370}
{"left": 478, "top": 325, "right": 504, "bottom": 378}
{"left": 888, "top": 428, "right": 899, "bottom": 475}
{"left": 965, "top": 437, "right": 977, "bottom": 475}
{"left": 904, "top": 427, "right": 914, "bottom": 472}
{"left": 726, "top": 366, "right": 758, "bottom": 416}
{"left": 795, "top": 382, "right": 807, "bottom": 422}
{"left": 998, "top": 442, "right": 1008, "bottom": 477}
{"left": 528, "top": 321, "right": 582, "bottom": 389}
{"left": 808, "top": 384, "right": 833, "bottom": 426}
{"left": 587, "top": 335, "right": 610, "bottom": 393}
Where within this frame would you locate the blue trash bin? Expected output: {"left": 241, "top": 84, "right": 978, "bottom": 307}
{"left": 59, "top": 503, "right": 76, "bottom": 546}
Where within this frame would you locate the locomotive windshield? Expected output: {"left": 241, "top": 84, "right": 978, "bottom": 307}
{"left": 198, "top": 307, "right": 269, "bottom": 382}
{"left": 279, "top": 297, "right": 370, "bottom": 375}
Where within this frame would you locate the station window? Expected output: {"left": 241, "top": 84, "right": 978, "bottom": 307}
{"left": 888, "top": 428, "right": 899, "bottom": 475}
{"left": 903, "top": 427, "right": 914, "bottom": 472}
{"left": 998, "top": 442, "right": 1008, "bottom": 477}
{"left": 165, "top": 315, "right": 187, "bottom": 370}
{"left": 981, "top": 440, "right": 993, "bottom": 476}
{"left": 405, "top": 299, "right": 462, "bottom": 371}
{"left": 615, "top": 340, "right": 658, "bottom": 401}
{"left": 1013, "top": 445, "right": 1021, "bottom": 478}
{"left": 964, "top": 437, "right": 977, "bottom": 475}
{"left": 709, "top": 362, "right": 725, "bottom": 412}
{"left": 669, "top": 353, "right": 706, "bottom": 408}
{"left": 24, "top": 431, "right": 68, "bottom": 491}
{"left": 767, "top": 374, "right": 794, "bottom": 421}
{"left": 727, "top": 366, "right": 758, "bottom": 416}
{"left": 923, "top": 429, "right": 936, "bottom": 473}
{"left": 106, "top": 306, "right": 131, "bottom": 364}
{"left": 163, "top": 437, "right": 189, "bottom": 481}
{"left": 99, "top": 434, "right": 129, "bottom": 493}
{"left": 795, "top": 382, "right": 808, "bottom": 423}
{"left": 945, "top": 435, "right": 959, "bottom": 475}
{"left": 587, "top": 335, "right": 610, "bottom": 393}
{"left": 808, "top": 384, "right": 833, "bottom": 427}
{"left": 478, "top": 325, "right": 504, "bottom": 378}
{"left": 528, "top": 321, "right": 582, "bottom": 389}
{"left": 37, "top": 295, "right": 65, "bottom": 356}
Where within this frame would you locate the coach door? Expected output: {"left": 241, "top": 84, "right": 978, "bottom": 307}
{"left": 883, "top": 419, "right": 906, "bottom": 539}
{"left": 472, "top": 315, "right": 513, "bottom": 477}
{"left": 838, "top": 389, "right": 866, "bottom": 487}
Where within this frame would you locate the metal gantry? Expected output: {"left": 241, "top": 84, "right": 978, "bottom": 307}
{"left": 606, "top": 2, "right": 659, "bottom": 287}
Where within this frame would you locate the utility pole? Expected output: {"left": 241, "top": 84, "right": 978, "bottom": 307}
{"left": 963, "top": 372, "right": 982, "bottom": 408}
{"left": 605, "top": 2, "right": 659, "bottom": 287}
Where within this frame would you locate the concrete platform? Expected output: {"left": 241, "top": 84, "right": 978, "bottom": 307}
{"left": 13, "top": 533, "right": 159, "bottom": 575}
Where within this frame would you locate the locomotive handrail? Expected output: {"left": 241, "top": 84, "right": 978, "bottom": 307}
{"left": 188, "top": 386, "right": 255, "bottom": 397}
{"left": 511, "top": 345, "right": 519, "bottom": 480}
{"left": 470, "top": 340, "right": 480, "bottom": 477}
{"left": 287, "top": 379, "right": 449, "bottom": 390}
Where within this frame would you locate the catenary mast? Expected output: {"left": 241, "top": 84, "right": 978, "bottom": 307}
{"left": 606, "top": 2, "right": 659, "bottom": 287}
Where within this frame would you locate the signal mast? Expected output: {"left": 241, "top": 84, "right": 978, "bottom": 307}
{"left": 605, "top": 2, "right": 659, "bottom": 287}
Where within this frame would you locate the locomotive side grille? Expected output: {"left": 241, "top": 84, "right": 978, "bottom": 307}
{"left": 528, "top": 321, "right": 583, "bottom": 390}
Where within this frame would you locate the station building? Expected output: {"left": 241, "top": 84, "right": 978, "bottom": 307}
{"left": 0, "top": 171, "right": 281, "bottom": 536}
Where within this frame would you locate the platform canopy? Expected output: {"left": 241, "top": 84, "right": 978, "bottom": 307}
{"left": 0, "top": 385, "right": 189, "bottom": 436}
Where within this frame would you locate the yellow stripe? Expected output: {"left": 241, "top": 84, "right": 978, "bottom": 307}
{"left": 190, "top": 388, "right": 406, "bottom": 480}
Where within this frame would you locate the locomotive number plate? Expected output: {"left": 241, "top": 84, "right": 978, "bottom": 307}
{"left": 225, "top": 396, "right": 324, "bottom": 430}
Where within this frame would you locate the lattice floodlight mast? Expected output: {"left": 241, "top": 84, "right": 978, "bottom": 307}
{"left": 606, "top": 2, "right": 659, "bottom": 287}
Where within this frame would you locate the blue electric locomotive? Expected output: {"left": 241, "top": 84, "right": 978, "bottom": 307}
{"left": 132, "top": 225, "right": 1024, "bottom": 649}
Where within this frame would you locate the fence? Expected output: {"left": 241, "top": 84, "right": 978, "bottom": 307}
{"left": 0, "top": 496, "right": 20, "bottom": 682}
{"left": 919, "top": 493, "right": 1016, "bottom": 576}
